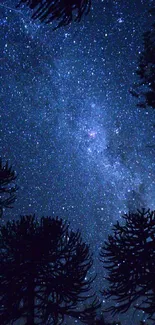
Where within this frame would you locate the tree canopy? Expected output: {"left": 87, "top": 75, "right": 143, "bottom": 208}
{"left": 100, "top": 209, "right": 155, "bottom": 321}
{"left": 17, "top": 0, "right": 92, "bottom": 29}
{"left": 0, "top": 158, "right": 18, "bottom": 218}
{"left": 130, "top": 9, "right": 155, "bottom": 109}
{"left": 0, "top": 214, "right": 100, "bottom": 325}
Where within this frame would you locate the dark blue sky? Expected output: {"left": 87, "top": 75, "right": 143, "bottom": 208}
{"left": 0, "top": 0, "right": 155, "bottom": 324}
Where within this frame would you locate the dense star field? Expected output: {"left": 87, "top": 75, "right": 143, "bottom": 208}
{"left": 0, "top": 0, "right": 155, "bottom": 324}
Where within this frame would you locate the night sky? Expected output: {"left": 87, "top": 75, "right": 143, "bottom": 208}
{"left": 0, "top": 0, "right": 155, "bottom": 324}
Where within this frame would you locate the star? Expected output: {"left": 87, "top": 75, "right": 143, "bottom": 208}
{"left": 88, "top": 130, "right": 97, "bottom": 138}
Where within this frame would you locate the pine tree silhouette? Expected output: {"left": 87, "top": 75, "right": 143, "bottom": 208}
{"left": 100, "top": 209, "right": 155, "bottom": 321}
{"left": 130, "top": 9, "right": 155, "bottom": 109}
{"left": 0, "top": 215, "right": 100, "bottom": 325}
{"left": 0, "top": 158, "right": 18, "bottom": 218}
{"left": 17, "top": 0, "right": 91, "bottom": 29}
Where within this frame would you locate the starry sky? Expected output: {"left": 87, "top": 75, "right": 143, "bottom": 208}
{"left": 0, "top": 0, "right": 155, "bottom": 324}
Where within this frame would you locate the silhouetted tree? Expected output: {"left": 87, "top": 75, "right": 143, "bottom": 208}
{"left": 0, "top": 215, "right": 100, "bottom": 325}
{"left": 130, "top": 9, "right": 155, "bottom": 109}
{"left": 100, "top": 209, "right": 155, "bottom": 321}
{"left": 17, "top": 0, "right": 91, "bottom": 29}
{"left": 0, "top": 158, "right": 18, "bottom": 218}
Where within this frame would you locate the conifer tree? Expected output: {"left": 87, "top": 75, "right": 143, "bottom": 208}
{"left": 0, "top": 158, "right": 18, "bottom": 218}
{"left": 130, "top": 9, "right": 155, "bottom": 109}
{"left": 100, "top": 209, "right": 155, "bottom": 321}
{"left": 0, "top": 215, "right": 100, "bottom": 325}
{"left": 17, "top": 0, "right": 91, "bottom": 29}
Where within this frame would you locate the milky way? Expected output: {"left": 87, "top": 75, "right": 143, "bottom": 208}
{"left": 0, "top": 0, "right": 155, "bottom": 323}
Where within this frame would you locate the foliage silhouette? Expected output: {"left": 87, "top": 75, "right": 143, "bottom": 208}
{"left": 130, "top": 9, "right": 155, "bottom": 109}
{"left": 100, "top": 209, "right": 155, "bottom": 321}
{"left": 0, "top": 215, "right": 100, "bottom": 325}
{"left": 17, "top": 0, "right": 91, "bottom": 29}
{"left": 0, "top": 158, "right": 18, "bottom": 218}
